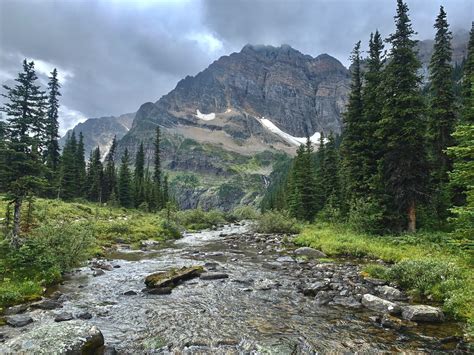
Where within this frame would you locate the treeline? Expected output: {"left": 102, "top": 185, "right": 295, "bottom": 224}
{"left": 0, "top": 60, "right": 169, "bottom": 247}
{"left": 263, "top": 2, "right": 473, "bottom": 242}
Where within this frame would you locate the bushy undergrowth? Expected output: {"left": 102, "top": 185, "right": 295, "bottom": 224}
{"left": 175, "top": 208, "right": 229, "bottom": 231}
{"left": 254, "top": 210, "right": 301, "bottom": 234}
{"left": 231, "top": 205, "right": 260, "bottom": 220}
{"left": 297, "top": 223, "right": 473, "bottom": 336}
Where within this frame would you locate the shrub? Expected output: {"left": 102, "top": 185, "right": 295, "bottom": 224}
{"left": 363, "top": 264, "right": 390, "bottom": 280}
{"left": 176, "top": 209, "right": 227, "bottom": 230}
{"left": 254, "top": 210, "right": 301, "bottom": 234}
{"left": 231, "top": 205, "right": 260, "bottom": 220}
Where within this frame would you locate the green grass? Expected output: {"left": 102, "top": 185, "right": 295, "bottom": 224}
{"left": 295, "top": 223, "right": 473, "bottom": 339}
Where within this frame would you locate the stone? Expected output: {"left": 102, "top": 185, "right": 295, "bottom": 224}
{"left": 3, "top": 304, "right": 28, "bottom": 315}
{"left": 77, "top": 312, "right": 93, "bottom": 320}
{"left": 332, "top": 296, "right": 362, "bottom": 308}
{"left": 200, "top": 272, "right": 229, "bottom": 280}
{"left": 93, "top": 269, "right": 105, "bottom": 277}
{"left": 123, "top": 290, "right": 138, "bottom": 296}
{"left": 401, "top": 305, "right": 445, "bottom": 322}
{"left": 140, "top": 240, "right": 160, "bottom": 248}
{"left": 301, "top": 281, "right": 330, "bottom": 296}
{"left": 2, "top": 320, "right": 104, "bottom": 353}
{"left": 380, "top": 314, "right": 415, "bottom": 330}
{"left": 375, "top": 285, "right": 405, "bottom": 301}
{"left": 49, "top": 291, "right": 63, "bottom": 300}
{"left": 91, "top": 260, "right": 114, "bottom": 271}
{"left": 254, "top": 279, "right": 280, "bottom": 291}
{"left": 54, "top": 312, "right": 73, "bottom": 322}
{"left": 5, "top": 314, "right": 33, "bottom": 327}
{"left": 294, "top": 247, "right": 327, "bottom": 259}
{"left": 145, "top": 266, "right": 204, "bottom": 289}
{"left": 31, "top": 299, "right": 62, "bottom": 310}
{"left": 361, "top": 294, "right": 401, "bottom": 315}
{"left": 145, "top": 287, "right": 173, "bottom": 295}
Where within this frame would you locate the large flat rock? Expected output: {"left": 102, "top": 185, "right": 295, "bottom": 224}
{"left": 1, "top": 320, "right": 104, "bottom": 353}
{"left": 145, "top": 266, "right": 204, "bottom": 289}
{"left": 402, "top": 305, "right": 445, "bottom": 322}
{"left": 361, "top": 294, "right": 401, "bottom": 315}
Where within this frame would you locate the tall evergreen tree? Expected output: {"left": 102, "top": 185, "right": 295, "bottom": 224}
{"left": 1, "top": 60, "right": 47, "bottom": 245}
{"left": 118, "top": 148, "right": 133, "bottom": 208}
{"left": 287, "top": 144, "right": 306, "bottom": 219}
{"left": 321, "top": 133, "right": 341, "bottom": 209}
{"left": 134, "top": 142, "right": 146, "bottom": 207}
{"left": 341, "top": 41, "right": 365, "bottom": 202}
{"left": 103, "top": 135, "right": 117, "bottom": 202}
{"left": 378, "top": 0, "right": 428, "bottom": 232}
{"left": 45, "top": 68, "right": 61, "bottom": 174}
{"left": 427, "top": 6, "right": 456, "bottom": 223}
{"left": 59, "top": 132, "right": 77, "bottom": 200}
{"left": 153, "top": 126, "right": 162, "bottom": 210}
{"left": 75, "top": 132, "right": 86, "bottom": 197}
{"left": 86, "top": 147, "right": 103, "bottom": 202}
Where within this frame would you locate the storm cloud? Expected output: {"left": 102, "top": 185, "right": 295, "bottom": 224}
{"left": 0, "top": 0, "right": 472, "bottom": 133}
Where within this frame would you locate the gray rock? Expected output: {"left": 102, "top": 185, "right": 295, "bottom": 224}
{"left": 401, "top": 305, "right": 445, "bottom": 322}
{"left": 31, "top": 299, "right": 62, "bottom": 310}
{"left": 4, "top": 304, "right": 28, "bottom": 315}
{"left": 123, "top": 290, "right": 138, "bottom": 296}
{"left": 2, "top": 320, "right": 104, "bottom": 353}
{"left": 6, "top": 314, "right": 33, "bottom": 327}
{"left": 294, "top": 247, "right": 327, "bottom": 259}
{"left": 332, "top": 296, "right": 363, "bottom": 308}
{"left": 93, "top": 269, "right": 105, "bottom": 277}
{"left": 146, "top": 287, "right": 173, "bottom": 295}
{"left": 375, "top": 285, "right": 406, "bottom": 301}
{"left": 54, "top": 312, "right": 73, "bottom": 322}
{"left": 77, "top": 312, "right": 93, "bottom": 320}
{"left": 200, "top": 272, "right": 229, "bottom": 280}
{"left": 301, "top": 281, "right": 330, "bottom": 296}
{"left": 361, "top": 294, "right": 401, "bottom": 315}
{"left": 364, "top": 278, "right": 387, "bottom": 286}
{"left": 276, "top": 256, "right": 295, "bottom": 263}
{"left": 381, "top": 314, "right": 416, "bottom": 330}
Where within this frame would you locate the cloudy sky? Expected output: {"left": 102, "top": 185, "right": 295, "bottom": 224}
{"left": 0, "top": 0, "right": 472, "bottom": 134}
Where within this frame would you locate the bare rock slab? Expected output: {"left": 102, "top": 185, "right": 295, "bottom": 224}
{"left": 402, "top": 305, "right": 445, "bottom": 322}
{"left": 145, "top": 266, "right": 204, "bottom": 289}
{"left": 2, "top": 320, "right": 103, "bottom": 353}
{"left": 361, "top": 294, "right": 401, "bottom": 315}
{"left": 5, "top": 314, "right": 33, "bottom": 328}
{"left": 375, "top": 285, "right": 406, "bottom": 301}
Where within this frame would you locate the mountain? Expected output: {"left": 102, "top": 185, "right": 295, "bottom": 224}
{"left": 114, "top": 44, "right": 350, "bottom": 210}
{"left": 60, "top": 113, "right": 135, "bottom": 158}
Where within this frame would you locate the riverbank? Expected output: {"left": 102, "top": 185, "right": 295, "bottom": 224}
{"left": 295, "top": 222, "right": 473, "bottom": 341}
{"left": 0, "top": 197, "right": 235, "bottom": 310}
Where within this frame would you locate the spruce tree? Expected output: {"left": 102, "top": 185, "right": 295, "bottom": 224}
{"left": 134, "top": 142, "right": 146, "bottom": 207}
{"left": 103, "top": 135, "right": 117, "bottom": 202}
{"left": 321, "top": 133, "right": 341, "bottom": 210}
{"left": 86, "top": 147, "right": 103, "bottom": 202}
{"left": 313, "top": 133, "right": 326, "bottom": 212}
{"left": 153, "top": 126, "right": 162, "bottom": 210}
{"left": 378, "top": 0, "right": 428, "bottom": 232}
{"left": 59, "top": 132, "right": 77, "bottom": 200}
{"left": 341, "top": 41, "right": 365, "bottom": 202}
{"left": 118, "top": 148, "right": 133, "bottom": 208}
{"left": 75, "top": 132, "right": 86, "bottom": 197}
{"left": 427, "top": 6, "right": 456, "bottom": 223}
{"left": 0, "top": 60, "right": 47, "bottom": 245}
{"left": 45, "top": 68, "right": 61, "bottom": 174}
{"left": 287, "top": 144, "right": 306, "bottom": 219}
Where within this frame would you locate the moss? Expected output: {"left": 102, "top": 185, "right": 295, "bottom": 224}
{"left": 145, "top": 266, "right": 204, "bottom": 288}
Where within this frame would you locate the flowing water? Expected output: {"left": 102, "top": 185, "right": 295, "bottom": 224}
{"left": 1, "top": 223, "right": 464, "bottom": 353}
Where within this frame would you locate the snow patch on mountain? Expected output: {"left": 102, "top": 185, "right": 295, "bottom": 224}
{"left": 259, "top": 117, "right": 320, "bottom": 146}
{"left": 196, "top": 110, "right": 216, "bottom": 121}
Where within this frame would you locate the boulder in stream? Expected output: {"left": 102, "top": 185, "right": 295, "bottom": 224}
{"left": 145, "top": 266, "right": 204, "bottom": 290}
{"left": 2, "top": 320, "right": 104, "bottom": 353}
{"left": 200, "top": 272, "right": 229, "bottom": 280}
{"left": 30, "top": 299, "right": 62, "bottom": 310}
{"left": 5, "top": 314, "right": 33, "bottom": 327}
{"left": 401, "top": 305, "right": 445, "bottom": 322}
{"left": 361, "top": 294, "right": 401, "bottom": 315}
{"left": 54, "top": 312, "right": 73, "bottom": 322}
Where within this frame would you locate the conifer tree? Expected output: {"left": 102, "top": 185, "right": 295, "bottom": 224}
{"left": 103, "top": 135, "right": 117, "bottom": 202}
{"left": 75, "top": 132, "right": 86, "bottom": 197}
{"left": 59, "top": 132, "right": 77, "bottom": 200}
{"left": 287, "top": 144, "right": 306, "bottom": 219}
{"left": 341, "top": 41, "right": 365, "bottom": 202}
{"left": 321, "top": 133, "right": 341, "bottom": 209}
{"left": 313, "top": 133, "right": 326, "bottom": 212}
{"left": 378, "top": 0, "right": 428, "bottom": 232}
{"left": 118, "top": 148, "right": 133, "bottom": 208}
{"left": 153, "top": 126, "right": 162, "bottom": 210}
{"left": 134, "top": 142, "right": 146, "bottom": 207}
{"left": 1, "top": 60, "right": 47, "bottom": 245}
{"left": 86, "top": 147, "right": 103, "bottom": 202}
{"left": 427, "top": 6, "right": 456, "bottom": 223}
{"left": 45, "top": 68, "right": 61, "bottom": 174}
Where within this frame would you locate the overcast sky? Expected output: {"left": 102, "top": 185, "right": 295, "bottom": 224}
{"left": 0, "top": 0, "right": 472, "bottom": 134}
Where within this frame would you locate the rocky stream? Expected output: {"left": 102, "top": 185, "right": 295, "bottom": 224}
{"left": 0, "top": 222, "right": 467, "bottom": 353}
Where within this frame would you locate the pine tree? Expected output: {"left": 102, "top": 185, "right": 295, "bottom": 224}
{"left": 378, "top": 0, "right": 428, "bottom": 232}
{"left": 461, "top": 22, "right": 474, "bottom": 121}
{"left": 341, "top": 41, "right": 365, "bottom": 202}
{"left": 103, "top": 135, "right": 117, "bottom": 202}
{"left": 45, "top": 68, "right": 61, "bottom": 174}
{"left": 134, "top": 142, "right": 146, "bottom": 207}
{"left": 427, "top": 6, "right": 456, "bottom": 223}
{"left": 287, "top": 144, "right": 306, "bottom": 219}
{"left": 86, "top": 147, "right": 103, "bottom": 202}
{"left": 118, "top": 148, "right": 133, "bottom": 208}
{"left": 0, "top": 60, "right": 47, "bottom": 246}
{"left": 313, "top": 133, "right": 326, "bottom": 212}
{"left": 321, "top": 133, "right": 341, "bottom": 209}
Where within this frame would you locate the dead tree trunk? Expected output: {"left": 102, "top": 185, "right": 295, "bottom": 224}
{"left": 407, "top": 200, "right": 416, "bottom": 233}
